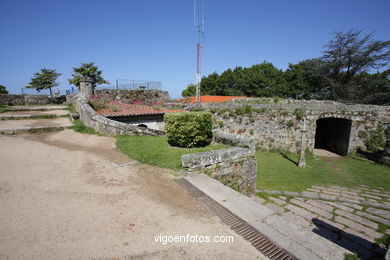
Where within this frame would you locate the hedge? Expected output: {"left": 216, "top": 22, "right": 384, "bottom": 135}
{"left": 164, "top": 112, "right": 212, "bottom": 148}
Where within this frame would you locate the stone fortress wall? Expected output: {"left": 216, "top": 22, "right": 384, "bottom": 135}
{"left": 190, "top": 99, "right": 390, "bottom": 154}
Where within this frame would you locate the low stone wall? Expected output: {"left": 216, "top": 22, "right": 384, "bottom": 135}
{"left": 182, "top": 147, "right": 257, "bottom": 195}
{"left": 95, "top": 89, "right": 170, "bottom": 105}
{"left": 0, "top": 94, "right": 65, "bottom": 105}
{"left": 74, "top": 97, "right": 164, "bottom": 136}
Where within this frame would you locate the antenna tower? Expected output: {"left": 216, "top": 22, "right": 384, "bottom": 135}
{"left": 194, "top": 0, "right": 204, "bottom": 103}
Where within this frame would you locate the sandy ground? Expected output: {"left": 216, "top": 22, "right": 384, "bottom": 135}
{"left": 0, "top": 129, "right": 264, "bottom": 260}
{"left": 313, "top": 148, "right": 341, "bottom": 158}
{"left": 0, "top": 117, "right": 72, "bottom": 128}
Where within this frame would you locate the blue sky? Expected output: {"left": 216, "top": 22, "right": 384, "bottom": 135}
{"left": 0, "top": 0, "right": 389, "bottom": 98}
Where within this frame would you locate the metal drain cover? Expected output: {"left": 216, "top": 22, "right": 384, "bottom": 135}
{"left": 177, "top": 178, "right": 298, "bottom": 260}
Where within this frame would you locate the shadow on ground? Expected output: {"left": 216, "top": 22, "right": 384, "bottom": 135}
{"left": 312, "top": 218, "right": 386, "bottom": 260}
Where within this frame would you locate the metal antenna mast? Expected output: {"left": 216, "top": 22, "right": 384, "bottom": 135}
{"left": 194, "top": 0, "right": 205, "bottom": 103}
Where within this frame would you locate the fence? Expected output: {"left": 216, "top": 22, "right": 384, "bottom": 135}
{"left": 96, "top": 79, "right": 162, "bottom": 91}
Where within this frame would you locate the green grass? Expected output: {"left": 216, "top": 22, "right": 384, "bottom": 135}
{"left": 256, "top": 151, "right": 390, "bottom": 191}
{"left": 116, "top": 135, "right": 226, "bottom": 170}
{"left": 71, "top": 120, "right": 100, "bottom": 135}
{"left": 0, "top": 105, "right": 8, "bottom": 113}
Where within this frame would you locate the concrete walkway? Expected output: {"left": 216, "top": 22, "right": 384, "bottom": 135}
{"left": 0, "top": 105, "right": 72, "bottom": 134}
{"left": 184, "top": 174, "right": 352, "bottom": 260}
{"left": 0, "top": 130, "right": 265, "bottom": 260}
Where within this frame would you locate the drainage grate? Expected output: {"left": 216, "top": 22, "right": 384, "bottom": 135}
{"left": 177, "top": 178, "right": 298, "bottom": 260}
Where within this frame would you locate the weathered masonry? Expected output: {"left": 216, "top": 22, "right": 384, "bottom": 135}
{"left": 195, "top": 100, "right": 390, "bottom": 155}
{"left": 181, "top": 147, "right": 257, "bottom": 195}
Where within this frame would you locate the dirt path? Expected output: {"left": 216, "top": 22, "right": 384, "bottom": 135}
{"left": 0, "top": 130, "right": 264, "bottom": 260}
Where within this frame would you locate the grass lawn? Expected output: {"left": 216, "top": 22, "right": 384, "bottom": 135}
{"left": 0, "top": 105, "right": 8, "bottom": 113}
{"left": 116, "top": 135, "right": 226, "bottom": 170}
{"left": 256, "top": 151, "right": 390, "bottom": 192}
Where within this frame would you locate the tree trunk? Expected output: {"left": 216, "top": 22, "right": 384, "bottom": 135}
{"left": 49, "top": 87, "right": 53, "bottom": 102}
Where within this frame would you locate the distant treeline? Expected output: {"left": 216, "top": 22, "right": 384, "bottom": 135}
{"left": 183, "top": 30, "right": 390, "bottom": 105}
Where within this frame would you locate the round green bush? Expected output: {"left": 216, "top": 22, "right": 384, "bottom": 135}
{"left": 164, "top": 112, "right": 212, "bottom": 148}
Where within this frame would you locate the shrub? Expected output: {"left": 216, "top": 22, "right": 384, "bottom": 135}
{"left": 365, "top": 125, "right": 386, "bottom": 150}
{"left": 294, "top": 108, "right": 305, "bottom": 121}
{"left": 164, "top": 112, "right": 212, "bottom": 148}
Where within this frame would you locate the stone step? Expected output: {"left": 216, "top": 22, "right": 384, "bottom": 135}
{"left": 0, "top": 110, "right": 69, "bottom": 120}
{"left": 5, "top": 105, "right": 68, "bottom": 112}
{"left": 0, "top": 118, "right": 73, "bottom": 135}
{"left": 0, "top": 125, "right": 72, "bottom": 135}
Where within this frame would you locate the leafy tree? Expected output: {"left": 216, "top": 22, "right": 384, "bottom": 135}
{"left": 26, "top": 68, "right": 61, "bottom": 99}
{"left": 68, "top": 62, "right": 109, "bottom": 88}
{"left": 0, "top": 85, "right": 8, "bottom": 94}
{"left": 353, "top": 69, "right": 390, "bottom": 105}
{"left": 320, "top": 30, "right": 390, "bottom": 100}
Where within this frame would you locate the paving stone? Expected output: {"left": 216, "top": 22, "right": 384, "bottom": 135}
{"left": 290, "top": 199, "right": 333, "bottom": 219}
{"left": 340, "top": 202, "right": 363, "bottom": 210}
{"left": 334, "top": 210, "right": 378, "bottom": 229}
{"left": 366, "top": 207, "right": 390, "bottom": 219}
{"left": 323, "top": 187, "right": 342, "bottom": 194}
{"left": 359, "top": 184, "right": 370, "bottom": 188}
{"left": 365, "top": 191, "right": 390, "bottom": 198}
{"left": 363, "top": 202, "right": 390, "bottom": 210}
{"left": 279, "top": 196, "right": 287, "bottom": 200}
{"left": 262, "top": 190, "right": 283, "bottom": 194}
{"left": 319, "top": 194, "right": 339, "bottom": 201}
{"left": 301, "top": 191, "right": 320, "bottom": 199}
{"left": 283, "top": 191, "right": 301, "bottom": 197}
{"left": 311, "top": 185, "right": 324, "bottom": 190}
{"left": 306, "top": 188, "right": 322, "bottom": 193}
{"left": 372, "top": 189, "right": 382, "bottom": 192}
{"left": 340, "top": 190, "right": 359, "bottom": 196}
{"left": 266, "top": 203, "right": 285, "bottom": 214}
{"left": 316, "top": 217, "right": 345, "bottom": 231}
{"left": 361, "top": 193, "right": 383, "bottom": 200}
{"left": 343, "top": 228, "right": 377, "bottom": 243}
{"left": 386, "top": 229, "right": 390, "bottom": 235}
{"left": 338, "top": 197, "right": 361, "bottom": 204}
{"left": 366, "top": 199, "right": 379, "bottom": 203}
{"left": 337, "top": 193, "right": 362, "bottom": 200}
{"left": 269, "top": 197, "right": 286, "bottom": 206}
{"left": 283, "top": 212, "right": 313, "bottom": 228}
{"left": 285, "top": 204, "right": 317, "bottom": 221}
{"left": 306, "top": 200, "right": 334, "bottom": 212}
{"left": 329, "top": 185, "right": 349, "bottom": 191}
{"left": 321, "top": 190, "right": 341, "bottom": 196}
{"left": 334, "top": 216, "right": 382, "bottom": 238}
{"left": 324, "top": 201, "right": 354, "bottom": 212}
{"left": 356, "top": 211, "right": 390, "bottom": 226}
{"left": 251, "top": 195, "right": 266, "bottom": 204}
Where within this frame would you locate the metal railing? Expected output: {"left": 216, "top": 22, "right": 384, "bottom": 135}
{"left": 96, "top": 79, "right": 162, "bottom": 90}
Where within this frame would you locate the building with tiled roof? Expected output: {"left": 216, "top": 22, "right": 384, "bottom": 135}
{"left": 96, "top": 102, "right": 182, "bottom": 131}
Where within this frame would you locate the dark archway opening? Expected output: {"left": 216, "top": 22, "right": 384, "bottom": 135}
{"left": 315, "top": 118, "right": 352, "bottom": 156}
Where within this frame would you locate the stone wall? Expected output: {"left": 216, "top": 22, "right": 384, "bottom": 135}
{"left": 95, "top": 89, "right": 170, "bottom": 105}
{"left": 0, "top": 94, "right": 65, "bottom": 105}
{"left": 74, "top": 96, "right": 164, "bottom": 136}
{"left": 188, "top": 100, "right": 390, "bottom": 154}
{"left": 182, "top": 147, "right": 257, "bottom": 195}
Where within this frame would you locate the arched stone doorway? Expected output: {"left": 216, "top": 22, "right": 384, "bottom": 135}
{"left": 314, "top": 118, "right": 352, "bottom": 155}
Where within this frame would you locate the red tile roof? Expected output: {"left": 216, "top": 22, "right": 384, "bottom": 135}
{"left": 97, "top": 102, "right": 182, "bottom": 117}
{"left": 176, "top": 96, "right": 246, "bottom": 103}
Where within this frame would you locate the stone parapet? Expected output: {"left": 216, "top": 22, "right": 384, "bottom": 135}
{"left": 182, "top": 147, "right": 257, "bottom": 195}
